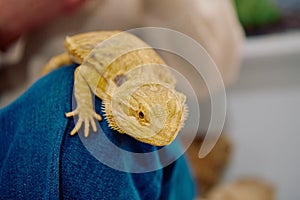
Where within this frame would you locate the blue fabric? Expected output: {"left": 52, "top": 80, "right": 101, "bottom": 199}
{"left": 0, "top": 65, "right": 195, "bottom": 199}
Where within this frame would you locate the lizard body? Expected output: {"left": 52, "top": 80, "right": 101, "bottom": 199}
{"left": 43, "top": 31, "right": 187, "bottom": 146}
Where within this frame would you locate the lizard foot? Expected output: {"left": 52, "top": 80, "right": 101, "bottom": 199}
{"left": 66, "top": 108, "right": 102, "bottom": 137}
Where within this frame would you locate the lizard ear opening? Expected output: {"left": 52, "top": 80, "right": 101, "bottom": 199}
{"left": 113, "top": 74, "right": 127, "bottom": 86}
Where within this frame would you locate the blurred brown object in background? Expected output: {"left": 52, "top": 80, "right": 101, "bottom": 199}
{"left": 0, "top": 0, "right": 86, "bottom": 51}
{"left": 186, "top": 134, "right": 232, "bottom": 195}
{"left": 202, "top": 178, "right": 275, "bottom": 200}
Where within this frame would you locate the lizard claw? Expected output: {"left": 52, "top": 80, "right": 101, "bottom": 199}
{"left": 66, "top": 109, "right": 79, "bottom": 117}
{"left": 66, "top": 108, "right": 102, "bottom": 137}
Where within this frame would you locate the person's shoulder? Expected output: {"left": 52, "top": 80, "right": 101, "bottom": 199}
{"left": 3, "top": 65, "right": 76, "bottom": 111}
{"left": 0, "top": 64, "right": 77, "bottom": 147}
{"left": 0, "top": 65, "right": 78, "bottom": 199}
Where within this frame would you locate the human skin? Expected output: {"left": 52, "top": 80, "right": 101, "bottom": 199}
{"left": 0, "top": 0, "right": 85, "bottom": 51}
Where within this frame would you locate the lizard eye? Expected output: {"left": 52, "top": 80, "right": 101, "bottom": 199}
{"left": 138, "top": 111, "right": 144, "bottom": 119}
{"left": 136, "top": 109, "right": 150, "bottom": 126}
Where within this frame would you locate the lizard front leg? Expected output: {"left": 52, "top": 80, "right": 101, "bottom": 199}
{"left": 66, "top": 67, "right": 102, "bottom": 137}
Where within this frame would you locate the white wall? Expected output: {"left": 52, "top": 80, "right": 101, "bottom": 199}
{"left": 224, "top": 31, "right": 300, "bottom": 200}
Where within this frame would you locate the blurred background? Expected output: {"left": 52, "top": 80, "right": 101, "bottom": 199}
{"left": 223, "top": 31, "right": 300, "bottom": 199}
{"left": 193, "top": 0, "right": 300, "bottom": 199}
{"left": 224, "top": 0, "right": 300, "bottom": 200}
{"left": 1, "top": 0, "right": 300, "bottom": 199}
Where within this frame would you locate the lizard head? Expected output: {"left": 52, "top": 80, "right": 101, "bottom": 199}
{"left": 104, "top": 80, "right": 187, "bottom": 146}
